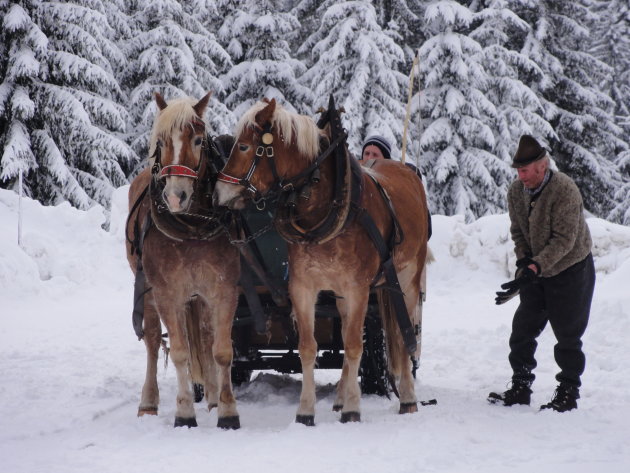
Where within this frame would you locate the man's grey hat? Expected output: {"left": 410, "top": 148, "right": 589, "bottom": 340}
{"left": 362, "top": 135, "right": 391, "bottom": 159}
{"left": 512, "top": 135, "right": 547, "bottom": 168}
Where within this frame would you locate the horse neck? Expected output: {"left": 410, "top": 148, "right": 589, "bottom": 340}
{"left": 292, "top": 151, "right": 335, "bottom": 226}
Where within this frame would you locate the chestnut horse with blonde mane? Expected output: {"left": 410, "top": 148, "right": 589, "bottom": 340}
{"left": 126, "top": 93, "right": 241, "bottom": 429}
{"left": 213, "top": 99, "right": 429, "bottom": 425}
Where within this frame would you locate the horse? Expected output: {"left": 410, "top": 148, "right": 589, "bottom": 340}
{"left": 213, "top": 98, "right": 430, "bottom": 425}
{"left": 125, "top": 92, "right": 241, "bottom": 429}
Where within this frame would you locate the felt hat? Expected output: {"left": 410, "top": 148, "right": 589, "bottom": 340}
{"left": 512, "top": 135, "right": 547, "bottom": 168}
{"left": 362, "top": 135, "right": 391, "bottom": 159}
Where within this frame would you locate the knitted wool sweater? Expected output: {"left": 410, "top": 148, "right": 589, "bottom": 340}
{"left": 507, "top": 171, "right": 592, "bottom": 278}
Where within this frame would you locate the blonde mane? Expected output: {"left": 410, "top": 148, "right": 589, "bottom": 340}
{"left": 149, "top": 97, "right": 203, "bottom": 161}
{"left": 234, "top": 101, "right": 323, "bottom": 161}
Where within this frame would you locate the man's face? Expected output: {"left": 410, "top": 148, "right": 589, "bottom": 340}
{"left": 362, "top": 145, "right": 385, "bottom": 161}
{"left": 516, "top": 159, "right": 547, "bottom": 189}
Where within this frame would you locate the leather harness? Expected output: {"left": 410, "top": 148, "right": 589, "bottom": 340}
{"left": 215, "top": 96, "right": 418, "bottom": 355}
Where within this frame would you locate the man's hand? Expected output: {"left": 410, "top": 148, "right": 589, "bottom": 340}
{"left": 495, "top": 266, "right": 538, "bottom": 305}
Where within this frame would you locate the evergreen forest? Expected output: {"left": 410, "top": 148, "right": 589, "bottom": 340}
{"left": 1, "top": 0, "right": 629, "bottom": 223}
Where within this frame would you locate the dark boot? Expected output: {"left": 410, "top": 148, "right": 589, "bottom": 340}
{"left": 540, "top": 384, "right": 579, "bottom": 412}
{"left": 488, "top": 380, "right": 532, "bottom": 406}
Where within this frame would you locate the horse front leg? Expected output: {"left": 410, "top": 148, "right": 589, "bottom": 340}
{"left": 290, "top": 282, "right": 318, "bottom": 426}
{"left": 211, "top": 293, "right": 240, "bottom": 429}
{"left": 339, "top": 291, "right": 369, "bottom": 423}
{"left": 333, "top": 297, "right": 348, "bottom": 412}
{"left": 158, "top": 304, "right": 197, "bottom": 427}
{"left": 193, "top": 297, "right": 219, "bottom": 413}
{"left": 138, "top": 294, "right": 161, "bottom": 416}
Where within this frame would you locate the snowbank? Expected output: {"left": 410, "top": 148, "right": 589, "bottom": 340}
{"left": 1, "top": 188, "right": 629, "bottom": 473}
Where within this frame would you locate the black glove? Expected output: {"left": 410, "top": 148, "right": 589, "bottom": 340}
{"left": 495, "top": 267, "right": 537, "bottom": 305}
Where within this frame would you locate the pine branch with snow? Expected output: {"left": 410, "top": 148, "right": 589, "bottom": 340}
{"left": 300, "top": 1, "right": 407, "bottom": 156}
{"left": 218, "top": 0, "right": 312, "bottom": 117}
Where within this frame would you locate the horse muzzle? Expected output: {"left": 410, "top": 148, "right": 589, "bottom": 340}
{"left": 213, "top": 181, "right": 246, "bottom": 209}
{"left": 162, "top": 177, "right": 195, "bottom": 213}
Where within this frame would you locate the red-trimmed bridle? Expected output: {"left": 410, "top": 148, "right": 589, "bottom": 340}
{"left": 160, "top": 164, "right": 199, "bottom": 179}
{"left": 153, "top": 118, "right": 206, "bottom": 180}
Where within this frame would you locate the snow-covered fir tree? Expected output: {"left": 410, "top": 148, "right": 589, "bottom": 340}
{"left": 609, "top": 148, "right": 630, "bottom": 224}
{"left": 123, "top": 0, "right": 233, "bottom": 162}
{"left": 417, "top": 0, "right": 503, "bottom": 221}
{"left": 589, "top": 0, "right": 630, "bottom": 149}
{"left": 1, "top": 0, "right": 48, "bottom": 200}
{"left": 513, "top": 0, "right": 627, "bottom": 219}
{"left": 217, "top": 0, "right": 312, "bottom": 117}
{"left": 372, "top": 0, "right": 428, "bottom": 64}
{"left": 469, "top": 0, "right": 554, "bottom": 171}
{"left": 1, "top": 0, "right": 136, "bottom": 209}
{"left": 299, "top": 0, "right": 408, "bottom": 156}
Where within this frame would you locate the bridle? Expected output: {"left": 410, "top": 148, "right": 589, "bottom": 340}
{"left": 217, "top": 122, "right": 346, "bottom": 209}
{"left": 151, "top": 118, "right": 207, "bottom": 182}
{"left": 217, "top": 123, "right": 281, "bottom": 208}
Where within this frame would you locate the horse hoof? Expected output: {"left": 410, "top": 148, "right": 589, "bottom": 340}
{"left": 217, "top": 416, "right": 240, "bottom": 430}
{"left": 174, "top": 417, "right": 198, "bottom": 428}
{"left": 137, "top": 407, "right": 158, "bottom": 417}
{"left": 340, "top": 412, "right": 361, "bottom": 423}
{"left": 295, "top": 415, "right": 315, "bottom": 426}
{"left": 332, "top": 404, "right": 343, "bottom": 412}
{"left": 399, "top": 402, "right": 418, "bottom": 414}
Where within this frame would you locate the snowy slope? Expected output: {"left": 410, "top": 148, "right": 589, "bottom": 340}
{"left": 1, "top": 187, "right": 629, "bottom": 473}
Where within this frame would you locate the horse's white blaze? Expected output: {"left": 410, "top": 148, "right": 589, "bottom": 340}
{"left": 162, "top": 135, "right": 196, "bottom": 213}
{"left": 173, "top": 135, "right": 184, "bottom": 165}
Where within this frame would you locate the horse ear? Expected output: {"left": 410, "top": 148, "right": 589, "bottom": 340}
{"left": 193, "top": 91, "right": 212, "bottom": 117}
{"left": 255, "top": 98, "right": 276, "bottom": 126}
{"left": 155, "top": 93, "right": 168, "bottom": 111}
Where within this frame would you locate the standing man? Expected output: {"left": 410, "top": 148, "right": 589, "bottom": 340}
{"left": 489, "top": 135, "right": 595, "bottom": 412}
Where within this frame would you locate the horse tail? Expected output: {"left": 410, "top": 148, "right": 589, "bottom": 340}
{"left": 377, "top": 289, "right": 405, "bottom": 380}
{"left": 425, "top": 245, "right": 435, "bottom": 265}
{"left": 185, "top": 296, "right": 205, "bottom": 386}
{"left": 380, "top": 246, "right": 434, "bottom": 382}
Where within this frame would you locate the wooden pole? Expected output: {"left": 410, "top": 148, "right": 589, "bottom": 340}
{"left": 401, "top": 53, "right": 419, "bottom": 164}
{"left": 18, "top": 169, "right": 23, "bottom": 247}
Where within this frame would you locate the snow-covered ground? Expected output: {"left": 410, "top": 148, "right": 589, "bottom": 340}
{"left": 1, "top": 186, "right": 629, "bottom": 473}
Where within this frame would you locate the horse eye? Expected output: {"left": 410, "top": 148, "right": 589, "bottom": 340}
{"left": 194, "top": 137, "right": 202, "bottom": 146}
{"left": 238, "top": 143, "right": 249, "bottom": 152}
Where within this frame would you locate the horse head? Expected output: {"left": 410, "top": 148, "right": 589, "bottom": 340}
{"left": 213, "top": 98, "right": 323, "bottom": 209}
{"left": 150, "top": 92, "right": 211, "bottom": 213}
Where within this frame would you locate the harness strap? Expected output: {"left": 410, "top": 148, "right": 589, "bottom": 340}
{"left": 125, "top": 184, "right": 150, "bottom": 253}
{"left": 132, "top": 212, "right": 153, "bottom": 340}
{"left": 282, "top": 132, "right": 347, "bottom": 189}
{"left": 356, "top": 176, "right": 415, "bottom": 356}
